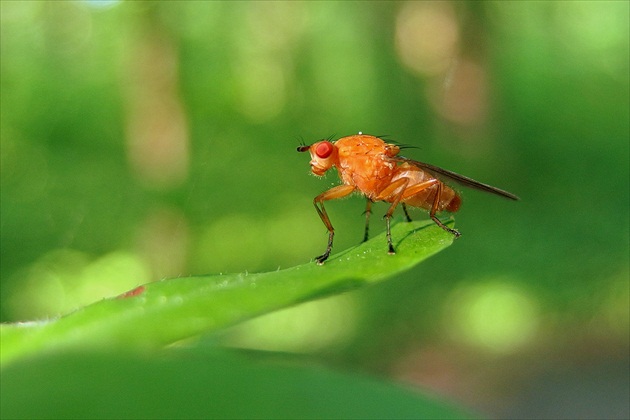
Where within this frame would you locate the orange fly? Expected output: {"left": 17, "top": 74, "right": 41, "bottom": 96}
{"left": 297, "top": 133, "right": 519, "bottom": 264}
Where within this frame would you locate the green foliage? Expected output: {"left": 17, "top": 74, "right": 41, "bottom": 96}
{"left": 1, "top": 349, "right": 472, "bottom": 419}
{"left": 1, "top": 220, "right": 453, "bottom": 366}
{"left": 1, "top": 221, "right": 466, "bottom": 418}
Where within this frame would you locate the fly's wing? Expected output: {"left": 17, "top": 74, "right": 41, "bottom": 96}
{"left": 393, "top": 156, "right": 520, "bottom": 200}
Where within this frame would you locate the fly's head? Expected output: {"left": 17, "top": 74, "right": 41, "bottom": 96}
{"left": 297, "top": 140, "right": 336, "bottom": 176}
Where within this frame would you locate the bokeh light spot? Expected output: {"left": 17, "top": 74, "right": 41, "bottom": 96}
{"left": 395, "top": 1, "right": 459, "bottom": 77}
{"left": 427, "top": 59, "right": 488, "bottom": 126}
{"left": 194, "top": 198, "right": 324, "bottom": 273}
{"left": 84, "top": 0, "right": 120, "bottom": 9}
{"left": 6, "top": 249, "right": 151, "bottom": 320}
{"left": 224, "top": 294, "right": 358, "bottom": 353}
{"left": 444, "top": 279, "right": 539, "bottom": 354}
{"left": 602, "top": 271, "right": 630, "bottom": 339}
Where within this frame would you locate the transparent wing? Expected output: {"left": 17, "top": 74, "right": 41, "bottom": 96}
{"left": 393, "top": 156, "right": 520, "bottom": 200}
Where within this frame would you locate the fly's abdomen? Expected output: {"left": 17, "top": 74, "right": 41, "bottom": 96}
{"left": 443, "top": 187, "right": 461, "bottom": 212}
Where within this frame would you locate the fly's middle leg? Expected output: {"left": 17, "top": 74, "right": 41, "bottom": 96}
{"left": 362, "top": 199, "right": 373, "bottom": 243}
{"left": 401, "top": 203, "right": 412, "bottom": 222}
{"left": 375, "top": 178, "right": 411, "bottom": 255}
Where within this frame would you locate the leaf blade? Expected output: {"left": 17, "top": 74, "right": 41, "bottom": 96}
{"left": 1, "top": 219, "right": 455, "bottom": 365}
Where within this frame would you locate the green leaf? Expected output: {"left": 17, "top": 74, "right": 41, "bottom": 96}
{"left": 0, "top": 348, "right": 475, "bottom": 419}
{"left": 1, "top": 219, "right": 455, "bottom": 366}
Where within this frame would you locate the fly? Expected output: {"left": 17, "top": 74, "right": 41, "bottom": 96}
{"left": 297, "top": 133, "right": 519, "bottom": 264}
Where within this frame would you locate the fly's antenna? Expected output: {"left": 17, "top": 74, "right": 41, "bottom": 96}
{"left": 296, "top": 136, "right": 310, "bottom": 152}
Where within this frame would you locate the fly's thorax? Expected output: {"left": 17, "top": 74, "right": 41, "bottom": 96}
{"left": 335, "top": 135, "right": 398, "bottom": 188}
{"left": 334, "top": 134, "right": 393, "bottom": 157}
{"left": 337, "top": 152, "right": 398, "bottom": 194}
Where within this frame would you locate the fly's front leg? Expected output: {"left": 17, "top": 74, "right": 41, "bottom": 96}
{"left": 312, "top": 185, "right": 355, "bottom": 264}
{"left": 362, "top": 199, "right": 373, "bottom": 243}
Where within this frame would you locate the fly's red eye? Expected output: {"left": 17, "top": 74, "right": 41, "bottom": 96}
{"left": 315, "top": 141, "right": 333, "bottom": 159}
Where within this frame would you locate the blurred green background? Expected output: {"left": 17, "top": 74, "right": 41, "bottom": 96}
{"left": 1, "top": 1, "right": 628, "bottom": 418}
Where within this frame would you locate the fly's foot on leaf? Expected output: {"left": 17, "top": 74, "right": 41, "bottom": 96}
{"left": 315, "top": 253, "right": 329, "bottom": 265}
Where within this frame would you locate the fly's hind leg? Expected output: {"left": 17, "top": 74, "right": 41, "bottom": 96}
{"left": 397, "top": 179, "right": 461, "bottom": 238}
{"left": 428, "top": 183, "right": 461, "bottom": 238}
